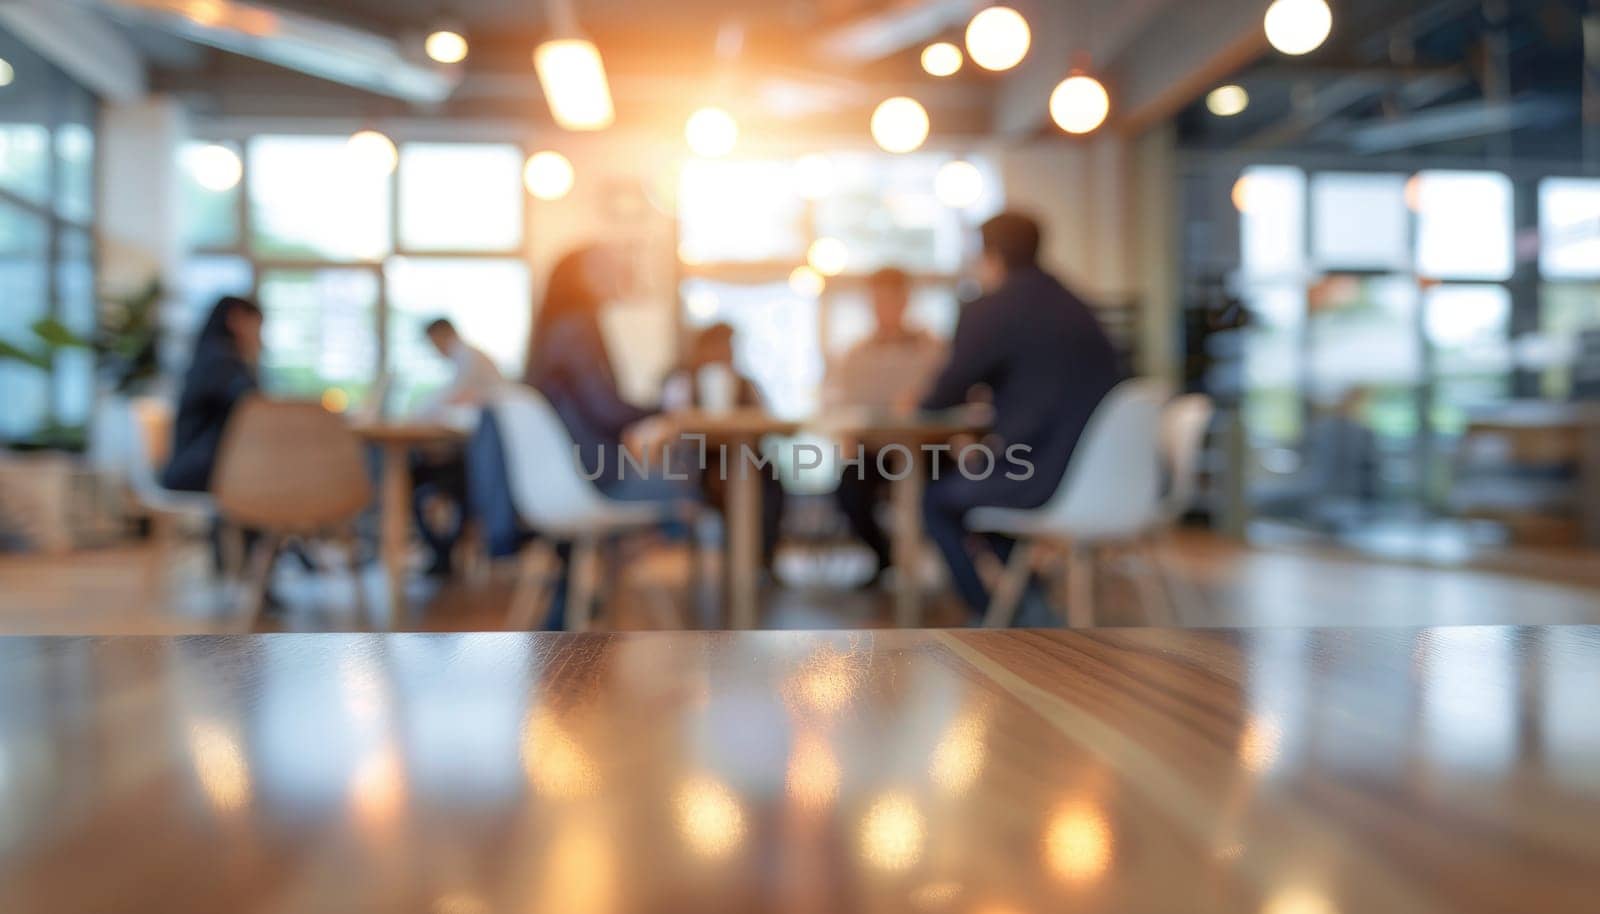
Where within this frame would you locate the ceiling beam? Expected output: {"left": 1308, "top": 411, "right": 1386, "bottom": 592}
{"left": 0, "top": 0, "right": 146, "bottom": 101}
{"left": 816, "top": 0, "right": 976, "bottom": 63}
{"left": 992, "top": 0, "right": 1178, "bottom": 137}
{"left": 1338, "top": 95, "right": 1576, "bottom": 153}
{"left": 95, "top": 0, "right": 460, "bottom": 105}
{"left": 1100, "top": 0, "right": 1268, "bottom": 136}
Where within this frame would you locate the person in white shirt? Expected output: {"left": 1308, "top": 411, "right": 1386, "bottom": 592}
{"left": 414, "top": 317, "right": 504, "bottom": 576}
{"left": 825, "top": 268, "right": 946, "bottom": 583}
{"left": 822, "top": 269, "right": 946, "bottom": 414}
{"left": 422, "top": 318, "right": 504, "bottom": 417}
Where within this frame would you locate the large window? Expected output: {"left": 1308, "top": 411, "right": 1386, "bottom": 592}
{"left": 248, "top": 136, "right": 392, "bottom": 261}
{"left": 181, "top": 137, "right": 533, "bottom": 409}
{"left": 0, "top": 28, "right": 99, "bottom": 445}
{"left": 259, "top": 268, "right": 380, "bottom": 403}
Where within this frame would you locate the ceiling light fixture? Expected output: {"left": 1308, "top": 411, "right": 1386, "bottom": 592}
{"left": 871, "top": 96, "right": 930, "bottom": 153}
{"left": 524, "top": 150, "right": 575, "bottom": 200}
{"left": 921, "top": 41, "right": 963, "bottom": 77}
{"left": 1206, "top": 85, "right": 1250, "bottom": 116}
{"left": 1264, "top": 0, "right": 1332, "bottom": 56}
{"left": 425, "top": 29, "right": 469, "bottom": 64}
{"left": 685, "top": 106, "right": 738, "bottom": 158}
{"left": 533, "top": 0, "right": 614, "bottom": 130}
{"left": 1049, "top": 73, "right": 1111, "bottom": 135}
{"left": 346, "top": 129, "right": 398, "bottom": 174}
{"left": 965, "top": 6, "right": 1031, "bottom": 72}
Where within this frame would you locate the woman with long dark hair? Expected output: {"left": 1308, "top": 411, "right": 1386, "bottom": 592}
{"left": 524, "top": 244, "right": 654, "bottom": 470}
{"left": 162, "top": 296, "right": 264, "bottom": 492}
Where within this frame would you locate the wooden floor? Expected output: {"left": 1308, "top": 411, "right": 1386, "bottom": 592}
{"left": 1, "top": 531, "right": 1598, "bottom": 635}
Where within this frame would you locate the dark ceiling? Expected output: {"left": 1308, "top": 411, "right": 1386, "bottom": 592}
{"left": 1176, "top": 0, "right": 1595, "bottom": 162}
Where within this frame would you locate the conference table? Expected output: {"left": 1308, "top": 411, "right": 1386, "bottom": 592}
{"left": 350, "top": 421, "right": 469, "bottom": 617}
{"left": 668, "top": 409, "right": 985, "bottom": 628}
{"left": 665, "top": 410, "right": 801, "bottom": 630}
{"left": 2, "top": 626, "right": 1597, "bottom": 912}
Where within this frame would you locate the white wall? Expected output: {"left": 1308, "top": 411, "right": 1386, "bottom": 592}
{"left": 99, "top": 97, "right": 187, "bottom": 299}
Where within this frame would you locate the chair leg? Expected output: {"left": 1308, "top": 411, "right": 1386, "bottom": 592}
{"left": 456, "top": 520, "right": 487, "bottom": 587}
{"left": 339, "top": 527, "right": 370, "bottom": 619}
{"left": 507, "top": 540, "right": 558, "bottom": 631}
{"left": 1154, "top": 530, "right": 1209, "bottom": 626}
{"left": 983, "top": 540, "right": 1035, "bottom": 628}
{"left": 1126, "top": 537, "right": 1180, "bottom": 626}
{"left": 1065, "top": 544, "right": 1095, "bottom": 629}
{"left": 567, "top": 536, "right": 600, "bottom": 633}
{"left": 218, "top": 522, "right": 246, "bottom": 581}
{"left": 144, "top": 511, "right": 174, "bottom": 597}
{"left": 239, "top": 534, "right": 282, "bottom": 630}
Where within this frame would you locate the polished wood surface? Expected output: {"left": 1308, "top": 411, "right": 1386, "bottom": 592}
{"left": 350, "top": 421, "right": 472, "bottom": 448}
{"left": 3, "top": 626, "right": 1597, "bottom": 913}
{"left": 350, "top": 422, "right": 469, "bottom": 615}
{"left": 663, "top": 408, "right": 804, "bottom": 441}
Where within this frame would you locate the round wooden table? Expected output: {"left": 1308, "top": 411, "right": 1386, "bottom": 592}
{"left": 665, "top": 409, "right": 801, "bottom": 629}
{"left": 350, "top": 421, "right": 469, "bottom": 618}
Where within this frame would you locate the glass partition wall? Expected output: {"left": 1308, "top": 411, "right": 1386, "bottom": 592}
{"left": 0, "top": 29, "right": 99, "bottom": 446}
{"left": 1206, "top": 158, "right": 1600, "bottom": 529}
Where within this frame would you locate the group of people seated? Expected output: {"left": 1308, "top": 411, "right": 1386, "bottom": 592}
{"left": 160, "top": 210, "right": 1122, "bottom": 626}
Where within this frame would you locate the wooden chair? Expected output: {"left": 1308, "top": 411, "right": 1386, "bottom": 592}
{"left": 212, "top": 397, "right": 374, "bottom": 625}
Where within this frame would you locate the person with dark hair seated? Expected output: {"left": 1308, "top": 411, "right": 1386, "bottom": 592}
{"left": 466, "top": 244, "right": 696, "bottom": 628}
{"left": 917, "top": 211, "right": 1122, "bottom": 619}
{"left": 163, "top": 296, "right": 264, "bottom": 493}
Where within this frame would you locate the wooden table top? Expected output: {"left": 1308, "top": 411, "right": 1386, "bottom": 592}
{"left": 824, "top": 408, "right": 993, "bottom": 449}
{"left": 664, "top": 408, "right": 803, "bottom": 439}
{"left": 350, "top": 421, "right": 470, "bottom": 446}
{"left": 2, "top": 627, "right": 1597, "bottom": 913}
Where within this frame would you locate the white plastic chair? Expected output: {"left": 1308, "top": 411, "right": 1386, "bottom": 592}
{"left": 1159, "top": 393, "right": 1215, "bottom": 524}
{"left": 492, "top": 386, "right": 676, "bottom": 631}
{"left": 969, "top": 379, "right": 1168, "bottom": 628}
{"left": 114, "top": 397, "right": 240, "bottom": 590}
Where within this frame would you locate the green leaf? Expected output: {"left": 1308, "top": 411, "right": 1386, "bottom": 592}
{"left": 31, "top": 317, "right": 91, "bottom": 349}
{"left": 0, "top": 339, "right": 50, "bottom": 370}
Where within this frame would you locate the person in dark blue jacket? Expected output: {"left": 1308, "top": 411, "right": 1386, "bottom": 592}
{"left": 918, "top": 212, "right": 1122, "bottom": 618}
{"left": 162, "top": 296, "right": 263, "bottom": 493}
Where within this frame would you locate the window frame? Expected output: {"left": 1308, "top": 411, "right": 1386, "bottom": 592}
{"left": 183, "top": 134, "right": 538, "bottom": 396}
{"left": 0, "top": 35, "right": 100, "bottom": 442}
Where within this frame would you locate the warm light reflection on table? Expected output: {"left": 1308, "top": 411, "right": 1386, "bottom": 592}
{"left": 188, "top": 721, "right": 251, "bottom": 813}
{"left": 521, "top": 707, "right": 599, "bottom": 799}
{"left": 1, "top": 627, "right": 1598, "bottom": 912}
{"left": 1044, "top": 799, "right": 1114, "bottom": 884}
{"left": 675, "top": 775, "right": 746, "bottom": 858}
{"left": 861, "top": 792, "right": 926, "bottom": 871}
